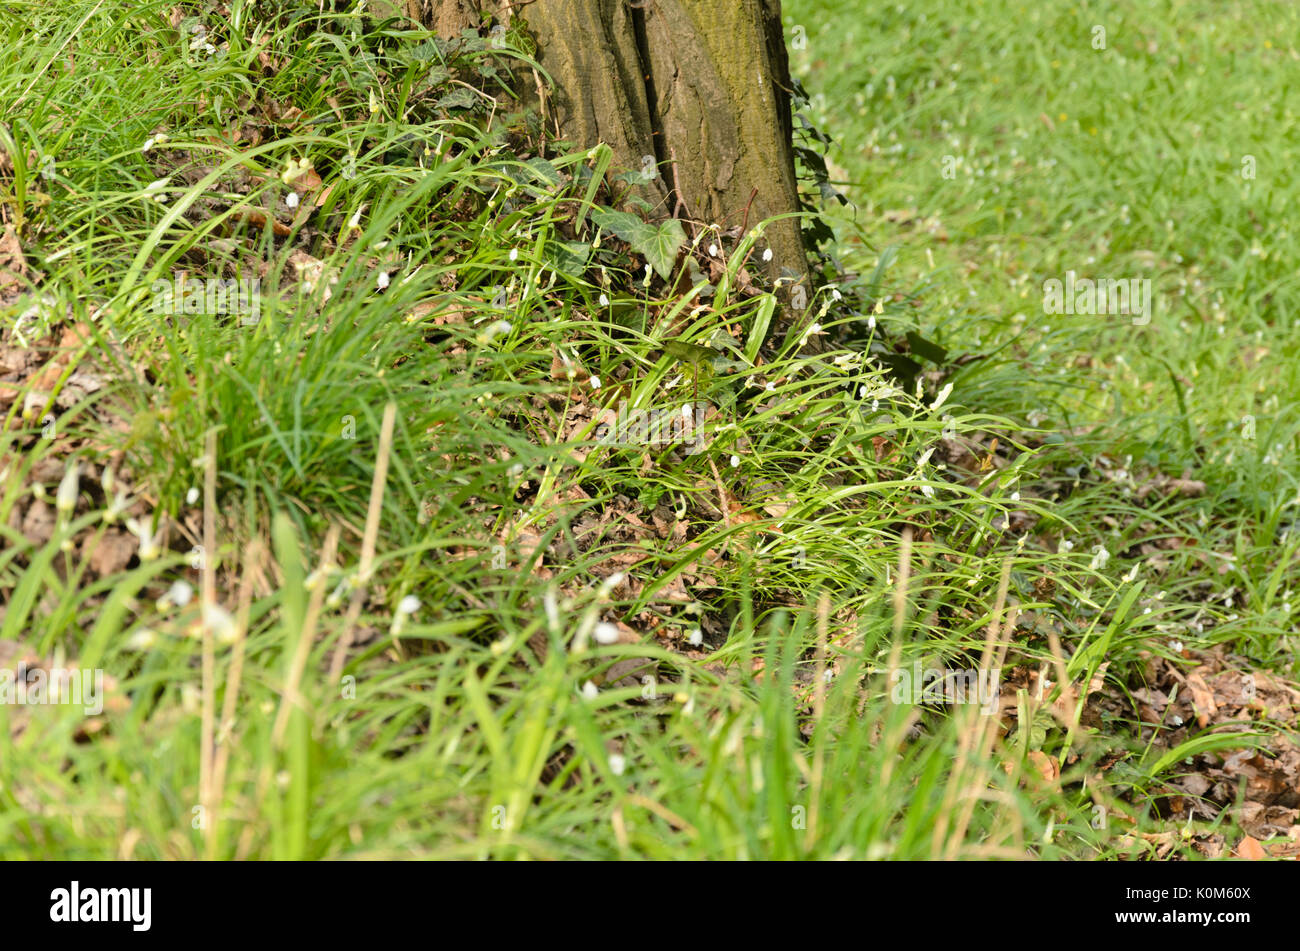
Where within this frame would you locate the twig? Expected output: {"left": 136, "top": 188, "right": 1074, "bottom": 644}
{"left": 329, "top": 402, "right": 398, "bottom": 681}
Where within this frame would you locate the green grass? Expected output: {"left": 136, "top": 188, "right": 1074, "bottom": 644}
{"left": 0, "top": 0, "right": 1295, "bottom": 859}
{"left": 789, "top": 0, "right": 1300, "bottom": 670}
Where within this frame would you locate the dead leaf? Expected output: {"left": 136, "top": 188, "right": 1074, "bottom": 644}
{"left": 1233, "top": 836, "right": 1267, "bottom": 860}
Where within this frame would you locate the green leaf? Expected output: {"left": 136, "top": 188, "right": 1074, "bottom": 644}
{"left": 589, "top": 207, "right": 645, "bottom": 243}
{"left": 544, "top": 240, "right": 591, "bottom": 278}
{"left": 745, "top": 295, "right": 777, "bottom": 363}
{"left": 662, "top": 339, "right": 714, "bottom": 364}
{"left": 905, "top": 331, "right": 949, "bottom": 365}
{"left": 646, "top": 219, "right": 687, "bottom": 280}
{"left": 590, "top": 208, "right": 685, "bottom": 280}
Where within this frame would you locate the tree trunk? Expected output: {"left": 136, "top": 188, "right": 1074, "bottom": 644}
{"left": 416, "top": 0, "right": 808, "bottom": 296}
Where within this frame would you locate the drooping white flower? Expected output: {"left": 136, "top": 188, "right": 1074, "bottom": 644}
{"left": 168, "top": 580, "right": 194, "bottom": 607}
{"left": 56, "top": 462, "right": 80, "bottom": 515}
{"left": 930, "top": 382, "right": 954, "bottom": 412}
{"left": 593, "top": 622, "right": 620, "bottom": 645}
{"left": 203, "top": 604, "right": 238, "bottom": 644}
{"left": 125, "top": 628, "right": 158, "bottom": 651}
{"left": 480, "top": 319, "right": 513, "bottom": 344}
{"left": 125, "top": 517, "right": 161, "bottom": 560}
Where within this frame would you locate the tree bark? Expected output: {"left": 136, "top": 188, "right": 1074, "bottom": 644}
{"left": 415, "top": 0, "right": 808, "bottom": 293}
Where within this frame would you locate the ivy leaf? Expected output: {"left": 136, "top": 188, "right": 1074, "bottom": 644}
{"left": 640, "top": 218, "right": 686, "bottom": 280}
{"left": 590, "top": 208, "right": 686, "bottom": 280}
{"left": 544, "top": 240, "right": 591, "bottom": 278}
{"left": 589, "top": 207, "right": 645, "bottom": 243}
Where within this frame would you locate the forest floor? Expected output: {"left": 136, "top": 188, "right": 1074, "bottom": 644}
{"left": 0, "top": 0, "right": 1297, "bottom": 858}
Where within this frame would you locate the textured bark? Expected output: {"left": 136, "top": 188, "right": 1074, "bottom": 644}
{"left": 637, "top": 0, "right": 805, "bottom": 283}
{"left": 421, "top": 0, "right": 807, "bottom": 290}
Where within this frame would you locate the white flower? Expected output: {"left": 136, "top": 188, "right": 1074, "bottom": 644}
{"left": 589, "top": 376, "right": 601, "bottom": 389}
{"left": 762, "top": 248, "right": 774, "bottom": 262}
{"left": 930, "top": 382, "right": 954, "bottom": 412}
{"left": 125, "top": 517, "right": 161, "bottom": 561}
{"left": 377, "top": 271, "right": 390, "bottom": 289}
{"left": 285, "top": 191, "right": 300, "bottom": 209}
{"left": 104, "top": 490, "right": 131, "bottom": 523}
{"left": 348, "top": 208, "right": 363, "bottom": 229}
{"left": 832, "top": 289, "right": 842, "bottom": 301}
{"left": 56, "top": 462, "right": 80, "bottom": 515}
{"left": 593, "top": 622, "right": 620, "bottom": 645}
{"left": 608, "top": 753, "right": 626, "bottom": 776}
{"left": 186, "top": 487, "right": 200, "bottom": 506}
{"left": 599, "top": 293, "right": 609, "bottom": 307}
{"left": 171, "top": 580, "right": 194, "bottom": 606}
{"left": 203, "top": 604, "right": 238, "bottom": 644}
{"left": 144, "top": 178, "right": 170, "bottom": 201}
{"left": 687, "top": 628, "right": 703, "bottom": 647}
{"left": 326, "top": 578, "right": 351, "bottom": 610}
{"left": 509, "top": 248, "right": 518, "bottom": 261}
{"left": 1089, "top": 546, "right": 1110, "bottom": 570}
{"left": 1169, "top": 640, "right": 1184, "bottom": 653}
{"left": 729, "top": 454, "right": 740, "bottom": 468}
{"left": 125, "top": 628, "right": 158, "bottom": 651}
{"left": 480, "top": 320, "right": 512, "bottom": 344}
{"left": 397, "top": 595, "right": 420, "bottom": 616}
{"left": 708, "top": 243, "right": 719, "bottom": 257}
{"left": 581, "top": 680, "right": 599, "bottom": 700}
